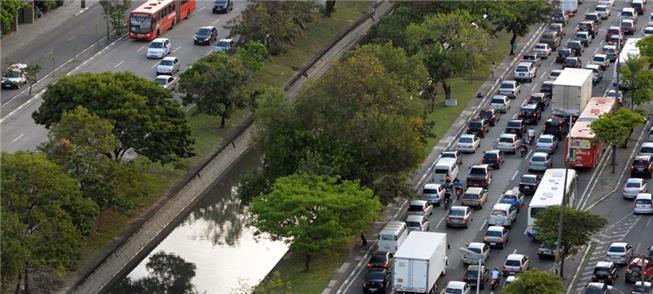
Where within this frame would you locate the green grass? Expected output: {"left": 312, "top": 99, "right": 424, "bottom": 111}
{"left": 424, "top": 32, "right": 513, "bottom": 153}
{"left": 73, "top": 0, "right": 376, "bottom": 279}
{"left": 276, "top": 251, "right": 348, "bottom": 293}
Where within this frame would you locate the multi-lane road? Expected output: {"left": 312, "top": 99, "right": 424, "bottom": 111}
{"left": 342, "top": 1, "right": 653, "bottom": 293}
{"left": 0, "top": 1, "right": 247, "bottom": 152}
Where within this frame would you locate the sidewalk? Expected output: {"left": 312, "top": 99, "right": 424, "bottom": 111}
{"left": 1, "top": 0, "right": 97, "bottom": 62}
{"left": 324, "top": 23, "right": 548, "bottom": 294}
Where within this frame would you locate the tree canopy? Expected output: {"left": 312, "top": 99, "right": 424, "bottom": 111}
{"left": 237, "top": 40, "right": 269, "bottom": 72}
{"left": 534, "top": 205, "right": 607, "bottom": 277}
{"left": 502, "top": 269, "right": 564, "bottom": 294}
{"left": 179, "top": 53, "right": 251, "bottom": 128}
{"left": 1, "top": 151, "right": 98, "bottom": 291}
{"left": 0, "top": 0, "right": 22, "bottom": 33}
{"left": 490, "top": 0, "right": 551, "bottom": 55}
{"left": 591, "top": 108, "right": 645, "bottom": 172}
{"left": 250, "top": 174, "right": 382, "bottom": 271}
{"left": 619, "top": 55, "right": 653, "bottom": 107}
{"left": 406, "top": 10, "right": 489, "bottom": 99}
{"left": 33, "top": 71, "right": 194, "bottom": 164}
{"left": 638, "top": 36, "right": 653, "bottom": 61}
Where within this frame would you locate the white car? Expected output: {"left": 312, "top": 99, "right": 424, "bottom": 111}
{"left": 443, "top": 281, "right": 471, "bottom": 294}
{"left": 595, "top": 5, "right": 610, "bottom": 19}
{"left": 532, "top": 43, "right": 552, "bottom": 58}
{"left": 147, "top": 38, "right": 172, "bottom": 59}
{"left": 214, "top": 38, "right": 234, "bottom": 53}
{"left": 640, "top": 142, "right": 653, "bottom": 157}
{"left": 624, "top": 178, "right": 647, "bottom": 199}
{"left": 155, "top": 75, "right": 177, "bottom": 90}
{"left": 496, "top": 133, "right": 520, "bottom": 154}
{"left": 606, "top": 242, "right": 634, "bottom": 265}
{"left": 635, "top": 193, "right": 653, "bottom": 215}
{"left": 548, "top": 69, "right": 562, "bottom": 80}
{"left": 1, "top": 63, "right": 27, "bottom": 89}
{"left": 490, "top": 95, "right": 511, "bottom": 113}
{"left": 463, "top": 242, "right": 490, "bottom": 265}
{"left": 598, "top": 0, "right": 614, "bottom": 6}
{"left": 606, "top": 89, "right": 623, "bottom": 104}
{"left": 456, "top": 134, "right": 481, "bottom": 153}
{"left": 591, "top": 54, "right": 610, "bottom": 70}
{"left": 156, "top": 56, "right": 180, "bottom": 75}
{"left": 644, "top": 26, "right": 653, "bottom": 37}
{"left": 514, "top": 62, "right": 537, "bottom": 82}
{"left": 535, "top": 134, "right": 558, "bottom": 153}
{"left": 503, "top": 254, "right": 530, "bottom": 276}
{"left": 585, "top": 64, "right": 603, "bottom": 84}
{"left": 405, "top": 214, "right": 429, "bottom": 232}
{"left": 498, "top": 80, "right": 520, "bottom": 98}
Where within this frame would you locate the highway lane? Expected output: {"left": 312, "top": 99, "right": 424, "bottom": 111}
{"left": 344, "top": 0, "right": 651, "bottom": 292}
{"left": 0, "top": 1, "right": 247, "bottom": 152}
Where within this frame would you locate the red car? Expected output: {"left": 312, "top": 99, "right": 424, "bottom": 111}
{"left": 605, "top": 26, "right": 623, "bottom": 42}
{"left": 625, "top": 257, "right": 653, "bottom": 283}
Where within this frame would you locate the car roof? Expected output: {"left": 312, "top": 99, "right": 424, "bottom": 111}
{"left": 500, "top": 133, "right": 517, "bottom": 138}
{"left": 471, "top": 164, "right": 489, "bottom": 169}
{"left": 409, "top": 199, "right": 428, "bottom": 205}
{"left": 460, "top": 134, "right": 476, "bottom": 139}
{"left": 517, "top": 62, "right": 532, "bottom": 67}
{"left": 627, "top": 178, "right": 644, "bottom": 183}
{"left": 423, "top": 183, "right": 442, "bottom": 189}
{"left": 485, "top": 149, "right": 501, "bottom": 154}
{"left": 468, "top": 242, "right": 485, "bottom": 248}
{"left": 543, "top": 80, "right": 555, "bottom": 85}
{"left": 406, "top": 214, "right": 426, "bottom": 221}
{"left": 539, "top": 134, "right": 555, "bottom": 139}
{"left": 507, "top": 253, "right": 525, "bottom": 259}
{"left": 636, "top": 193, "right": 653, "bottom": 200}
{"left": 596, "top": 261, "right": 614, "bottom": 267}
{"left": 200, "top": 26, "right": 216, "bottom": 29}
{"left": 152, "top": 38, "right": 169, "bottom": 42}
{"left": 446, "top": 281, "right": 467, "bottom": 289}
{"left": 451, "top": 205, "right": 468, "bottom": 211}
{"left": 594, "top": 54, "right": 607, "bottom": 58}
{"left": 465, "top": 187, "right": 484, "bottom": 194}
{"left": 642, "top": 142, "right": 653, "bottom": 147}
{"left": 493, "top": 95, "right": 508, "bottom": 99}
{"left": 155, "top": 75, "right": 173, "bottom": 79}
{"left": 162, "top": 56, "right": 177, "bottom": 61}
{"left": 522, "top": 104, "right": 538, "bottom": 109}
{"left": 532, "top": 152, "right": 549, "bottom": 158}
{"left": 502, "top": 80, "right": 517, "bottom": 84}
{"left": 522, "top": 174, "right": 538, "bottom": 179}
{"left": 494, "top": 203, "right": 512, "bottom": 210}
{"left": 609, "top": 242, "right": 628, "bottom": 247}
{"left": 488, "top": 225, "right": 505, "bottom": 232}
{"left": 218, "top": 38, "right": 233, "bottom": 42}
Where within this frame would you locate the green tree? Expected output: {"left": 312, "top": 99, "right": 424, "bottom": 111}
{"left": 24, "top": 63, "right": 41, "bottom": 95}
{"left": 1, "top": 151, "right": 98, "bottom": 292}
{"left": 233, "top": 1, "right": 319, "bottom": 54}
{"left": 638, "top": 36, "right": 653, "bottom": 61}
{"left": 502, "top": 269, "right": 563, "bottom": 294}
{"left": 40, "top": 106, "right": 155, "bottom": 212}
{"left": 231, "top": 271, "right": 293, "bottom": 294}
{"left": 406, "top": 10, "right": 489, "bottom": 100}
{"left": 0, "top": 0, "right": 22, "bottom": 33}
{"left": 99, "top": 0, "right": 132, "bottom": 39}
{"left": 237, "top": 40, "right": 269, "bottom": 72}
{"left": 33, "top": 72, "right": 194, "bottom": 164}
{"left": 179, "top": 53, "right": 250, "bottom": 128}
{"left": 619, "top": 55, "right": 653, "bottom": 107}
{"left": 250, "top": 174, "right": 382, "bottom": 271}
{"left": 490, "top": 0, "right": 551, "bottom": 55}
{"left": 534, "top": 206, "right": 607, "bottom": 278}
{"left": 591, "top": 108, "right": 645, "bottom": 172}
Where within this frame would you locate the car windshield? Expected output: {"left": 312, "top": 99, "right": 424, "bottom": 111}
{"left": 487, "top": 230, "right": 502, "bottom": 237}
{"left": 469, "top": 121, "right": 482, "bottom": 128}
{"left": 576, "top": 33, "right": 587, "bottom": 39}
{"left": 483, "top": 153, "right": 497, "bottom": 160}
{"left": 468, "top": 247, "right": 481, "bottom": 254}
{"left": 492, "top": 98, "right": 505, "bottom": 104}
{"left": 491, "top": 210, "right": 506, "bottom": 216}
{"left": 461, "top": 137, "right": 475, "bottom": 143}
{"left": 3, "top": 70, "right": 21, "bottom": 78}
{"left": 530, "top": 207, "right": 545, "bottom": 218}
{"left": 217, "top": 40, "right": 231, "bottom": 47}
{"left": 130, "top": 14, "right": 152, "bottom": 34}
{"left": 500, "top": 137, "right": 514, "bottom": 143}
{"left": 442, "top": 152, "right": 455, "bottom": 158}
{"left": 149, "top": 41, "right": 164, "bottom": 49}
{"left": 521, "top": 176, "right": 536, "bottom": 184}
{"left": 365, "top": 271, "right": 385, "bottom": 281}
{"left": 538, "top": 137, "right": 552, "bottom": 143}
{"left": 641, "top": 146, "right": 653, "bottom": 153}
{"left": 408, "top": 205, "right": 424, "bottom": 212}
{"left": 197, "top": 28, "right": 212, "bottom": 36}
{"left": 155, "top": 77, "right": 168, "bottom": 85}
{"left": 505, "top": 260, "right": 521, "bottom": 266}
{"left": 470, "top": 168, "right": 486, "bottom": 175}
{"left": 636, "top": 199, "right": 652, "bottom": 204}
{"left": 406, "top": 221, "right": 421, "bottom": 228}
{"left": 434, "top": 168, "right": 448, "bottom": 174}
{"left": 535, "top": 44, "right": 545, "bottom": 50}
{"left": 463, "top": 193, "right": 479, "bottom": 200}
{"left": 593, "top": 267, "right": 610, "bottom": 275}
{"left": 449, "top": 209, "right": 465, "bottom": 216}
{"left": 584, "top": 287, "right": 603, "bottom": 294}
{"left": 160, "top": 59, "right": 174, "bottom": 66}
{"left": 215, "top": 0, "right": 227, "bottom": 4}
{"left": 593, "top": 57, "right": 604, "bottom": 62}
{"left": 608, "top": 28, "right": 620, "bottom": 34}
{"left": 465, "top": 269, "right": 479, "bottom": 278}
{"left": 596, "top": 7, "right": 607, "bottom": 12}
{"left": 507, "top": 121, "right": 521, "bottom": 128}
{"left": 523, "top": 55, "right": 535, "bottom": 60}
{"left": 479, "top": 111, "right": 492, "bottom": 117}
{"left": 370, "top": 254, "right": 387, "bottom": 263}
{"left": 502, "top": 194, "right": 517, "bottom": 201}
{"left": 634, "top": 159, "right": 650, "bottom": 166}
{"left": 550, "top": 72, "right": 560, "bottom": 77}
{"left": 516, "top": 66, "right": 528, "bottom": 72}
{"left": 423, "top": 188, "right": 438, "bottom": 194}
{"left": 500, "top": 83, "right": 513, "bottom": 89}
{"left": 531, "top": 156, "right": 546, "bottom": 162}
{"left": 445, "top": 289, "right": 463, "bottom": 294}
{"left": 609, "top": 246, "right": 625, "bottom": 253}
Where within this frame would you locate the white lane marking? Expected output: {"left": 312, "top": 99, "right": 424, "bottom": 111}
{"left": 511, "top": 170, "right": 519, "bottom": 181}
{"left": 539, "top": 71, "right": 547, "bottom": 79}
{"left": 205, "top": 50, "right": 213, "bottom": 56}
{"left": 550, "top": 58, "right": 556, "bottom": 66}
{"left": 635, "top": 242, "right": 641, "bottom": 254}
{"left": 512, "top": 249, "right": 517, "bottom": 254}
{"left": 531, "top": 84, "right": 538, "bottom": 92}
{"left": 479, "top": 219, "right": 488, "bottom": 231}
{"left": 647, "top": 217, "right": 652, "bottom": 227}
{"left": 114, "top": 60, "right": 125, "bottom": 68}
{"left": 151, "top": 62, "right": 159, "bottom": 69}
{"left": 212, "top": 18, "right": 221, "bottom": 25}
{"left": 0, "top": 89, "right": 45, "bottom": 124}
{"left": 198, "top": 6, "right": 206, "bottom": 12}
{"left": 593, "top": 47, "right": 600, "bottom": 55}
{"left": 526, "top": 149, "right": 533, "bottom": 159}
{"left": 173, "top": 46, "right": 181, "bottom": 53}
{"left": 137, "top": 45, "right": 146, "bottom": 52}
{"left": 11, "top": 133, "right": 24, "bottom": 143}
{"left": 523, "top": 228, "right": 528, "bottom": 235}
{"left": 436, "top": 216, "right": 445, "bottom": 229}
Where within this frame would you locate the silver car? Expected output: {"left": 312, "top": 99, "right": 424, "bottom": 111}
{"left": 496, "top": 133, "right": 520, "bottom": 154}
{"left": 405, "top": 215, "right": 430, "bottom": 232}
{"left": 528, "top": 152, "right": 552, "bottom": 172}
{"left": 606, "top": 242, "right": 633, "bottom": 265}
{"left": 407, "top": 199, "right": 433, "bottom": 217}
{"left": 623, "top": 178, "right": 647, "bottom": 199}
{"left": 536, "top": 134, "right": 558, "bottom": 153}
{"left": 491, "top": 95, "right": 511, "bottom": 113}
{"left": 156, "top": 56, "right": 180, "bottom": 75}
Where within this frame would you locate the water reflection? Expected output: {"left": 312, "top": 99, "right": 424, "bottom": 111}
{"left": 108, "top": 151, "right": 288, "bottom": 293}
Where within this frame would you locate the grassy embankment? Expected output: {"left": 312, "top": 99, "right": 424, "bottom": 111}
{"left": 75, "top": 0, "right": 374, "bottom": 274}
{"left": 272, "top": 32, "right": 513, "bottom": 293}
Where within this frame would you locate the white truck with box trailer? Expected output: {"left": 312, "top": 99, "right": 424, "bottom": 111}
{"left": 552, "top": 68, "right": 592, "bottom": 119}
{"left": 560, "top": 0, "right": 578, "bottom": 16}
{"left": 392, "top": 232, "right": 447, "bottom": 294}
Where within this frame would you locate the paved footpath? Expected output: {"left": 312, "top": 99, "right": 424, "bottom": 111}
{"left": 324, "top": 22, "right": 548, "bottom": 294}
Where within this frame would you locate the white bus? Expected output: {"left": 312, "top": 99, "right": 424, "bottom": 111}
{"left": 377, "top": 221, "right": 408, "bottom": 254}
{"left": 527, "top": 169, "right": 577, "bottom": 239}
{"left": 614, "top": 38, "right": 642, "bottom": 89}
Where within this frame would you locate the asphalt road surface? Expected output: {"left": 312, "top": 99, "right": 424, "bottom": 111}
{"left": 343, "top": 1, "right": 653, "bottom": 293}
{"left": 0, "top": 1, "right": 247, "bottom": 152}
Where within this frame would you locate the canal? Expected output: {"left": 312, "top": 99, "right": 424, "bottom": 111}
{"left": 107, "top": 151, "right": 288, "bottom": 293}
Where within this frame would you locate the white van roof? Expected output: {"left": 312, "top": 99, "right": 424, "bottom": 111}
{"left": 423, "top": 183, "right": 443, "bottom": 189}
{"left": 493, "top": 203, "right": 513, "bottom": 211}
{"left": 435, "top": 157, "right": 457, "bottom": 167}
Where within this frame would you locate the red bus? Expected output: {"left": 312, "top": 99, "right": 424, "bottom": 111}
{"left": 129, "top": 0, "right": 196, "bottom": 41}
{"left": 565, "top": 97, "right": 617, "bottom": 168}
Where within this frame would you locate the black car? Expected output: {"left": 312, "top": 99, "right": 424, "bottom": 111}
{"left": 631, "top": 155, "right": 653, "bottom": 178}
{"left": 552, "top": 10, "right": 568, "bottom": 25}
{"left": 212, "top": 0, "right": 234, "bottom": 13}
{"left": 482, "top": 150, "right": 504, "bottom": 169}
{"left": 567, "top": 40, "right": 585, "bottom": 56}
{"left": 193, "top": 26, "right": 218, "bottom": 45}
{"left": 556, "top": 48, "right": 573, "bottom": 63}
{"left": 540, "top": 81, "right": 554, "bottom": 100}
{"left": 528, "top": 93, "right": 550, "bottom": 111}
{"left": 591, "top": 262, "right": 618, "bottom": 285}
{"left": 578, "top": 21, "right": 599, "bottom": 38}
{"left": 464, "top": 265, "right": 490, "bottom": 289}
{"left": 584, "top": 282, "right": 612, "bottom": 294}
{"left": 363, "top": 269, "right": 391, "bottom": 293}
{"left": 477, "top": 108, "right": 499, "bottom": 126}
{"left": 368, "top": 252, "right": 392, "bottom": 270}
{"left": 519, "top": 174, "right": 540, "bottom": 195}
{"left": 544, "top": 116, "right": 569, "bottom": 140}
{"left": 519, "top": 104, "right": 542, "bottom": 125}
{"left": 467, "top": 119, "right": 490, "bottom": 138}
{"left": 563, "top": 57, "right": 582, "bottom": 69}
{"left": 505, "top": 119, "right": 526, "bottom": 138}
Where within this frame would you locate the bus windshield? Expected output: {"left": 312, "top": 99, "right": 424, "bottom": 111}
{"left": 130, "top": 14, "right": 152, "bottom": 34}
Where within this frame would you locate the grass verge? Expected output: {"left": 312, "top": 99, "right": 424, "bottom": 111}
{"left": 74, "top": 0, "right": 374, "bottom": 277}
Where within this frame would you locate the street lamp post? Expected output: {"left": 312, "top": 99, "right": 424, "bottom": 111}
{"left": 460, "top": 247, "right": 483, "bottom": 294}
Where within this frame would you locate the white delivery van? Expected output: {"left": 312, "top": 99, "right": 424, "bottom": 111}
{"left": 393, "top": 232, "right": 448, "bottom": 294}
{"left": 377, "top": 221, "right": 408, "bottom": 254}
{"left": 433, "top": 157, "right": 459, "bottom": 185}
{"left": 488, "top": 203, "right": 518, "bottom": 227}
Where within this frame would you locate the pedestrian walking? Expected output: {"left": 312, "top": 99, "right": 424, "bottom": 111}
{"left": 360, "top": 232, "right": 368, "bottom": 246}
{"left": 491, "top": 62, "right": 496, "bottom": 79}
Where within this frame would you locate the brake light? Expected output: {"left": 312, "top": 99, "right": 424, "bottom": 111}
{"left": 363, "top": 282, "right": 368, "bottom": 287}
{"left": 447, "top": 217, "right": 452, "bottom": 222}
{"left": 631, "top": 166, "right": 635, "bottom": 171}
{"left": 367, "top": 263, "right": 372, "bottom": 268}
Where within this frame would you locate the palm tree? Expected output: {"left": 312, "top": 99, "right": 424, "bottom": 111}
{"left": 620, "top": 55, "right": 651, "bottom": 108}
